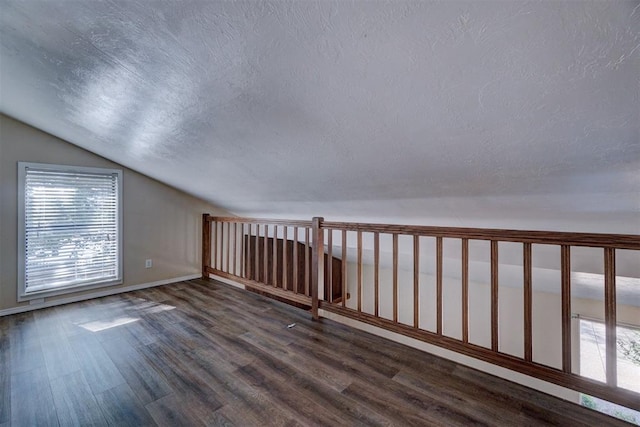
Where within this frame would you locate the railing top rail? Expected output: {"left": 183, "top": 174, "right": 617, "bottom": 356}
{"left": 321, "top": 221, "right": 640, "bottom": 250}
{"left": 209, "top": 216, "right": 313, "bottom": 228}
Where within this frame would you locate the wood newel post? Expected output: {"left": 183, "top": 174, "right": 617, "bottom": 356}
{"left": 311, "top": 217, "right": 324, "bottom": 320}
{"left": 202, "top": 213, "right": 211, "bottom": 279}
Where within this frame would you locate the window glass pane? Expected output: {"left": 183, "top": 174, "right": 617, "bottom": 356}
{"left": 21, "top": 163, "right": 121, "bottom": 294}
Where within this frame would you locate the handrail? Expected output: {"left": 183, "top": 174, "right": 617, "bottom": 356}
{"left": 202, "top": 214, "right": 640, "bottom": 411}
{"left": 322, "top": 221, "right": 640, "bottom": 249}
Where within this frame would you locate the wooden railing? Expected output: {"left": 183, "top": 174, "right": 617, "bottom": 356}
{"left": 202, "top": 214, "right": 640, "bottom": 411}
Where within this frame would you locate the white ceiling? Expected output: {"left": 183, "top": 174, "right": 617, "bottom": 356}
{"left": 1, "top": 0, "right": 639, "bottom": 233}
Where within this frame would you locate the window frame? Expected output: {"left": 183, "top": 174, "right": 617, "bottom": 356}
{"left": 17, "top": 162, "right": 123, "bottom": 301}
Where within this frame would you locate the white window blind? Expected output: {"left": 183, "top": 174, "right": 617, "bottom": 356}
{"left": 19, "top": 163, "right": 122, "bottom": 297}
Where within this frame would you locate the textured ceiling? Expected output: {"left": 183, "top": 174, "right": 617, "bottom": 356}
{"left": 1, "top": 0, "right": 639, "bottom": 233}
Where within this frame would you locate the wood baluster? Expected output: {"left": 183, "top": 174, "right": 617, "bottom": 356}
{"left": 272, "top": 225, "right": 278, "bottom": 287}
{"left": 283, "top": 226, "right": 288, "bottom": 291}
{"left": 374, "top": 232, "right": 379, "bottom": 317}
{"left": 604, "top": 248, "right": 617, "bottom": 387}
{"left": 327, "top": 230, "right": 333, "bottom": 302}
{"left": 253, "top": 224, "right": 260, "bottom": 282}
{"left": 393, "top": 233, "right": 398, "bottom": 323}
{"left": 305, "top": 227, "right": 310, "bottom": 296}
{"left": 293, "top": 227, "right": 299, "bottom": 294}
{"left": 226, "top": 222, "right": 231, "bottom": 273}
{"left": 462, "top": 238, "right": 469, "bottom": 342}
{"left": 491, "top": 240, "right": 499, "bottom": 352}
{"left": 202, "top": 214, "right": 211, "bottom": 278}
{"left": 311, "top": 217, "right": 324, "bottom": 320}
{"left": 413, "top": 235, "right": 420, "bottom": 329}
{"left": 561, "top": 245, "right": 571, "bottom": 373}
{"left": 342, "top": 230, "right": 347, "bottom": 308}
{"left": 358, "top": 231, "right": 363, "bottom": 312}
{"left": 436, "top": 237, "right": 443, "bottom": 335}
{"left": 524, "top": 243, "right": 533, "bottom": 362}
{"left": 263, "top": 225, "right": 269, "bottom": 284}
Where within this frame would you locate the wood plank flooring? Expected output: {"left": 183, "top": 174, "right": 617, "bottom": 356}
{"left": 0, "top": 278, "right": 628, "bottom": 426}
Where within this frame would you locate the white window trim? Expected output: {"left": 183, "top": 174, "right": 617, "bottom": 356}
{"left": 18, "top": 162, "right": 123, "bottom": 301}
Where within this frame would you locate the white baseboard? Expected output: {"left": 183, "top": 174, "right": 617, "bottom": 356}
{"left": 0, "top": 274, "right": 201, "bottom": 317}
{"left": 208, "top": 273, "right": 246, "bottom": 290}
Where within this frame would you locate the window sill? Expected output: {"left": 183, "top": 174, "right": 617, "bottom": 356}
{"left": 18, "top": 279, "right": 123, "bottom": 302}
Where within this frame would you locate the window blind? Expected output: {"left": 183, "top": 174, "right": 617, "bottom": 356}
{"left": 22, "top": 165, "right": 121, "bottom": 293}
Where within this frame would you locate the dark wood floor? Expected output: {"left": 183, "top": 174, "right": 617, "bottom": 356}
{"left": 0, "top": 278, "right": 627, "bottom": 426}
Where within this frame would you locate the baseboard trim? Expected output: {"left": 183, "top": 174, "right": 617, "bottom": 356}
{"left": 208, "top": 273, "right": 247, "bottom": 290}
{"left": 0, "top": 274, "right": 201, "bottom": 317}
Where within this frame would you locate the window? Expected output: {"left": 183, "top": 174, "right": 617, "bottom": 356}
{"left": 18, "top": 162, "right": 122, "bottom": 300}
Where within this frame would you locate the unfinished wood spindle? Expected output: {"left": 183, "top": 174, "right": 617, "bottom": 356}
{"left": 561, "top": 245, "right": 571, "bottom": 373}
{"left": 524, "top": 242, "right": 533, "bottom": 362}
{"left": 462, "top": 238, "right": 469, "bottom": 343}
{"left": 604, "top": 247, "right": 617, "bottom": 387}
{"left": 342, "top": 229, "right": 347, "bottom": 307}
{"left": 357, "top": 230, "right": 363, "bottom": 312}
{"left": 272, "top": 225, "right": 278, "bottom": 287}
{"left": 393, "top": 233, "right": 398, "bottom": 323}
{"left": 491, "top": 240, "right": 499, "bottom": 352}
{"left": 283, "top": 227, "right": 288, "bottom": 290}
{"left": 374, "top": 232, "right": 379, "bottom": 316}
{"left": 293, "top": 227, "right": 298, "bottom": 293}
{"left": 436, "top": 236, "right": 443, "bottom": 335}
{"left": 413, "top": 235, "right": 420, "bottom": 329}
{"left": 327, "top": 230, "right": 333, "bottom": 302}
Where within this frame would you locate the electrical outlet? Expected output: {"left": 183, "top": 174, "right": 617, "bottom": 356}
{"left": 145, "top": 259, "right": 153, "bottom": 268}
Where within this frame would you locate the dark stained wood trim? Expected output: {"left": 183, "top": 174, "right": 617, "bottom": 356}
{"left": 209, "top": 268, "right": 311, "bottom": 306}
{"left": 263, "top": 224, "right": 269, "bottom": 285}
{"left": 202, "top": 214, "right": 211, "bottom": 278}
{"left": 213, "top": 220, "right": 218, "bottom": 270}
{"left": 305, "top": 227, "right": 310, "bottom": 297}
{"left": 491, "top": 241, "right": 499, "bottom": 352}
{"left": 523, "top": 243, "right": 533, "bottom": 362}
{"left": 604, "top": 248, "right": 617, "bottom": 387}
{"left": 227, "top": 222, "right": 231, "bottom": 272}
{"left": 561, "top": 245, "right": 571, "bottom": 373}
{"left": 374, "top": 232, "right": 380, "bottom": 317}
{"left": 218, "top": 222, "right": 226, "bottom": 270}
{"left": 462, "top": 238, "right": 469, "bottom": 343}
{"left": 311, "top": 217, "right": 324, "bottom": 320}
{"left": 210, "top": 216, "right": 312, "bottom": 228}
{"left": 342, "top": 230, "right": 347, "bottom": 308}
{"left": 413, "top": 235, "right": 419, "bottom": 329}
{"left": 436, "top": 237, "right": 443, "bottom": 335}
{"left": 226, "top": 222, "right": 231, "bottom": 273}
{"left": 255, "top": 224, "right": 260, "bottom": 282}
{"left": 320, "top": 302, "right": 640, "bottom": 411}
{"left": 283, "top": 227, "right": 288, "bottom": 291}
{"left": 393, "top": 234, "right": 398, "bottom": 323}
{"left": 358, "top": 231, "right": 363, "bottom": 312}
{"left": 272, "top": 225, "right": 278, "bottom": 287}
{"left": 232, "top": 223, "right": 237, "bottom": 276}
{"left": 321, "top": 221, "right": 640, "bottom": 250}
{"left": 327, "top": 230, "right": 333, "bottom": 303}
{"left": 293, "top": 227, "right": 299, "bottom": 294}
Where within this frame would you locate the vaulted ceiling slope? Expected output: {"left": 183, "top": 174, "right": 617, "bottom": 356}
{"left": 1, "top": 1, "right": 638, "bottom": 233}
